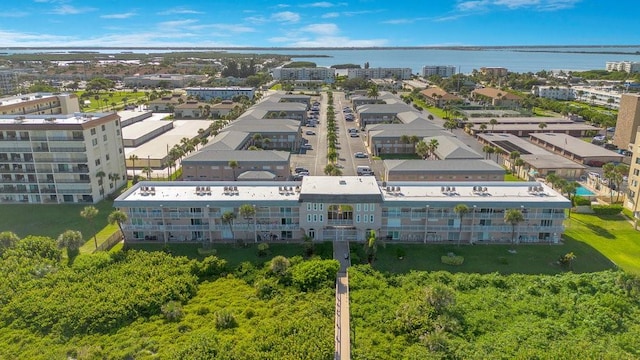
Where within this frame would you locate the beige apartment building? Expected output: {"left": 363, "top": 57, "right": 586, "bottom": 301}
{"left": 114, "top": 177, "right": 569, "bottom": 244}
{"left": 0, "top": 113, "right": 126, "bottom": 204}
{"left": 613, "top": 94, "right": 640, "bottom": 150}
{"left": 625, "top": 126, "right": 640, "bottom": 221}
{"left": 0, "top": 93, "right": 80, "bottom": 116}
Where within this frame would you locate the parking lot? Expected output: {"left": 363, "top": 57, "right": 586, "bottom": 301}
{"left": 290, "top": 92, "right": 378, "bottom": 178}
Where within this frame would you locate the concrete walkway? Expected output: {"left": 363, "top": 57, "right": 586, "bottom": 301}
{"left": 333, "top": 241, "right": 351, "bottom": 360}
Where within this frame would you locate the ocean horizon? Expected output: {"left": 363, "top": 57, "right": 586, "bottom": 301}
{"left": 3, "top": 46, "right": 640, "bottom": 74}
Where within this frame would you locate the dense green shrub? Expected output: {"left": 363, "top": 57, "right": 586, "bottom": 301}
{"left": 592, "top": 205, "right": 623, "bottom": 215}
{"left": 574, "top": 195, "right": 592, "bottom": 206}
{"left": 291, "top": 259, "right": 340, "bottom": 291}
{"left": 214, "top": 309, "right": 238, "bottom": 330}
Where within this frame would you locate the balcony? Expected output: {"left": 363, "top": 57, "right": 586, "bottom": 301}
{"left": 49, "top": 147, "right": 87, "bottom": 153}
{"left": 326, "top": 219, "right": 354, "bottom": 226}
{"left": 54, "top": 167, "right": 89, "bottom": 174}
{"left": 48, "top": 136, "right": 85, "bottom": 142}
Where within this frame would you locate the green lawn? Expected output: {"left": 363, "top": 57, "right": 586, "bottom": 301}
{"left": 356, "top": 237, "right": 614, "bottom": 275}
{"left": 76, "top": 91, "right": 147, "bottom": 112}
{"left": 0, "top": 200, "right": 115, "bottom": 240}
{"left": 564, "top": 213, "right": 640, "bottom": 274}
{"left": 127, "top": 241, "right": 334, "bottom": 268}
{"left": 378, "top": 153, "right": 421, "bottom": 160}
{"left": 504, "top": 173, "right": 523, "bottom": 181}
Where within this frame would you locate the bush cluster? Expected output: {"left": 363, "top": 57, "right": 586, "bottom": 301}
{"left": 592, "top": 204, "right": 623, "bottom": 215}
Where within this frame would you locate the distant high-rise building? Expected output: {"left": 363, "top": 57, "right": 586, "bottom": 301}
{"left": 0, "top": 71, "right": 18, "bottom": 96}
{"left": 613, "top": 94, "right": 640, "bottom": 150}
{"left": 606, "top": 61, "right": 640, "bottom": 74}
{"left": 347, "top": 68, "right": 412, "bottom": 80}
{"left": 624, "top": 126, "right": 640, "bottom": 223}
{"left": 421, "top": 65, "right": 456, "bottom": 78}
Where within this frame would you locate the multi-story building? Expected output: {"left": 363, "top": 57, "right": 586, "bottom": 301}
{"left": 185, "top": 87, "right": 255, "bottom": 101}
{"left": 625, "top": 126, "right": 640, "bottom": 222}
{"left": 532, "top": 86, "right": 573, "bottom": 100}
{"left": 0, "top": 71, "right": 18, "bottom": 95}
{"left": 572, "top": 85, "right": 621, "bottom": 109}
{"left": 471, "top": 87, "right": 521, "bottom": 108}
{"left": 0, "top": 93, "right": 80, "bottom": 116}
{"left": 0, "top": 113, "right": 126, "bottom": 204}
{"left": 347, "top": 68, "right": 412, "bottom": 80}
{"left": 114, "top": 177, "right": 569, "bottom": 244}
{"left": 420, "top": 87, "right": 463, "bottom": 107}
{"left": 479, "top": 67, "right": 508, "bottom": 77}
{"left": 606, "top": 61, "right": 640, "bottom": 74}
{"left": 270, "top": 67, "right": 335, "bottom": 82}
{"left": 613, "top": 94, "right": 640, "bottom": 150}
{"left": 123, "top": 74, "right": 206, "bottom": 88}
{"left": 422, "top": 65, "right": 456, "bottom": 78}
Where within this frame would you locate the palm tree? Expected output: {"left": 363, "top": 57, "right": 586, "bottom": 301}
{"left": 514, "top": 158, "right": 525, "bottom": 179}
{"left": 108, "top": 172, "right": 119, "bottom": 192}
{"left": 415, "top": 140, "right": 429, "bottom": 159}
{"left": 221, "top": 211, "right": 236, "bottom": 240}
{"left": 80, "top": 206, "right": 99, "bottom": 250}
{"left": 538, "top": 122, "right": 547, "bottom": 132}
{"left": 504, "top": 209, "right": 525, "bottom": 247}
{"left": 141, "top": 166, "right": 153, "bottom": 179}
{"left": 327, "top": 148, "right": 338, "bottom": 164}
{"left": 365, "top": 230, "right": 384, "bottom": 265}
{"left": 482, "top": 145, "right": 493, "bottom": 160}
{"left": 108, "top": 210, "right": 128, "bottom": 242}
{"left": 239, "top": 204, "right": 256, "bottom": 242}
{"left": 509, "top": 151, "right": 521, "bottom": 174}
{"left": 427, "top": 138, "right": 439, "bottom": 160}
{"left": 453, "top": 204, "right": 470, "bottom": 246}
{"left": 367, "top": 84, "right": 379, "bottom": 100}
{"left": 128, "top": 154, "right": 139, "bottom": 180}
{"left": 95, "top": 170, "right": 106, "bottom": 195}
{"left": 57, "top": 230, "right": 84, "bottom": 263}
{"left": 479, "top": 124, "right": 488, "bottom": 133}
{"left": 489, "top": 118, "right": 498, "bottom": 132}
{"left": 228, "top": 160, "right": 239, "bottom": 181}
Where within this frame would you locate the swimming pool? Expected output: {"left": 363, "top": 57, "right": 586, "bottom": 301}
{"left": 576, "top": 186, "right": 595, "bottom": 196}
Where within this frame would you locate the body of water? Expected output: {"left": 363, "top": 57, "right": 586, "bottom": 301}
{"left": 3, "top": 46, "right": 640, "bottom": 74}
{"left": 576, "top": 186, "right": 596, "bottom": 197}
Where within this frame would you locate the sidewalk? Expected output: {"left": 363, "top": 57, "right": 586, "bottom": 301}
{"left": 333, "top": 241, "right": 351, "bottom": 360}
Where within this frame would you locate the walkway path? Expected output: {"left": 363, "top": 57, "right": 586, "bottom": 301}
{"left": 333, "top": 241, "right": 351, "bottom": 360}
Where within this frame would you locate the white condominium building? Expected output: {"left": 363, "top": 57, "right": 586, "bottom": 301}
{"left": 347, "top": 68, "right": 413, "bottom": 80}
{"left": 606, "top": 61, "right": 640, "bottom": 74}
{"left": 422, "top": 65, "right": 456, "bottom": 78}
{"left": 0, "top": 113, "right": 126, "bottom": 204}
{"left": 270, "top": 67, "right": 335, "bottom": 82}
{"left": 115, "top": 177, "right": 569, "bottom": 244}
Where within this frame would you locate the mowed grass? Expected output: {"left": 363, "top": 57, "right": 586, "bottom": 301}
{"left": 76, "top": 91, "right": 147, "bottom": 112}
{"left": 0, "top": 200, "right": 115, "bottom": 240}
{"left": 360, "top": 237, "right": 615, "bottom": 275}
{"left": 564, "top": 213, "right": 640, "bottom": 275}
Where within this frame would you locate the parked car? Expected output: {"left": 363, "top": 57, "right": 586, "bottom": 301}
{"left": 354, "top": 152, "right": 368, "bottom": 158}
{"left": 302, "top": 144, "right": 313, "bottom": 150}
{"left": 305, "top": 130, "right": 316, "bottom": 135}
{"left": 350, "top": 132, "right": 359, "bottom": 137}
{"left": 604, "top": 143, "right": 618, "bottom": 150}
{"left": 294, "top": 167, "right": 308, "bottom": 174}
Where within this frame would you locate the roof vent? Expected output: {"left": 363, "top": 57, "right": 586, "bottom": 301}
{"left": 339, "top": 180, "right": 347, "bottom": 185}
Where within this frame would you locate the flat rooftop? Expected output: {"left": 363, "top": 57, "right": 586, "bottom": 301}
{"left": 114, "top": 178, "right": 570, "bottom": 210}
{"left": 0, "top": 112, "right": 109, "bottom": 126}
{"left": 124, "top": 119, "right": 210, "bottom": 159}
{"left": 122, "top": 120, "right": 172, "bottom": 140}
{"left": 469, "top": 117, "right": 574, "bottom": 124}
{"left": 488, "top": 123, "right": 598, "bottom": 131}
{"left": 0, "top": 92, "right": 72, "bottom": 107}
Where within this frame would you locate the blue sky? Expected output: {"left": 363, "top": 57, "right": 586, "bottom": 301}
{"left": 0, "top": 0, "right": 637, "bottom": 47}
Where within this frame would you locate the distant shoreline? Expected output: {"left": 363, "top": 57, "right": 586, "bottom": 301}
{"left": 1, "top": 45, "right": 639, "bottom": 56}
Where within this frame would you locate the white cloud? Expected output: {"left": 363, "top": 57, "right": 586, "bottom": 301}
{"left": 302, "top": 23, "right": 339, "bottom": 36}
{"left": 456, "top": 0, "right": 580, "bottom": 12}
{"left": 272, "top": 11, "right": 300, "bottom": 24}
{"left": 157, "top": 7, "right": 204, "bottom": 15}
{"left": 158, "top": 19, "right": 199, "bottom": 29}
{"left": 49, "top": 5, "right": 96, "bottom": 15}
{"left": 100, "top": 12, "right": 137, "bottom": 19}
{"left": 306, "top": 2, "right": 335, "bottom": 7}
{"left": 0, "top": 10, "right": 28, "bottom": 17}
{"left": 287, "top": 36, "right": 387, "bottom": 47}
{"left": 321, "top": 12, "right": 340, "bottom": 18}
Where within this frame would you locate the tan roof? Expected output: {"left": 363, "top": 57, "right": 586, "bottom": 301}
{"left": 472, "top": 87, "right": 521, "bottom": 100}
{"left": 420, "top": 87, "right": 462, "bottom": 101}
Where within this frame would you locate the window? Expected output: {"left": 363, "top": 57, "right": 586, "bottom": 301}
{"left": 364, "top": 204, "right": 369, "bottom": 211}
{"left": 356, "top": 214, "right": 360, "bottom": 223}
{"left": 313, "top": 203, "right": 317, "bottom": 211}
{"left": 92, "top": 138, "right": 98, "bottom": 146}
{"left": 319, "top": 214, "right": 323, "bottom": 222}
{"left": 101, "top": 124, "right": 106, "bottom": 131}
{"left": 90, "top": 128, "right": 96, "bottom": 135}
{"left": 105, "top": 154, "right": 110, "bottom": 161}
{"left": 103, "top": 135, "right": 107, "bottom": 141}
{"left": 356, "top": 204, "right": 361, "bottom": 211}
{"left": 307, "top": 214, "right": 312, "bottom": 222}
{"left": 313, "top": 214, "right": 317, "bottom": 222}
{"left": 370, "top": 215, "right": 374, "bottom": 223}
{"left": 319, "top": 204, "right": 324, "bottom": 211}
{"left": 307, "top": 203, "right": 311, "bottom": 211}
{"left": 95, "top": 159, "right": 101, "bottom": 166}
